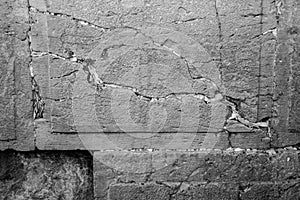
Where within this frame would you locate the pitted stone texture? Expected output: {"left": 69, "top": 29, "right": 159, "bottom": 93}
{"left": 0, "top": 150, "right": 93, "bottom": 200}
{"left": 0, "top": 0, "right": 34, "bottom": 150}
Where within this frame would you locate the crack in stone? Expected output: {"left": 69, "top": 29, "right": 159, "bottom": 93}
{"left": 31, "top": 38, "right": 270, "bottom": 133}
{"left": 223, "top": 97, "right": 269, "bottom": 129}
{"left": 31, "top": 78, "right": 45, "bottom": 119}
{"left": 29, "top": 6, "right": 112, "bottom": 31}
{"left": 83, "top": 61, "right": 218, "bottom": 103}
{"left": 82, "top": 56, "right": 270, "bottom": 132}
{"left": 226, "top": 130, "right": 234, "bottom": 148}
{"left": 26, "top": 4, "right": 45, "bottom": 120}
{"left": 241, "top": 13, "right": 264, "bottom": 18}
{"left": 31, "top": 50, "right": 220, "bottom": 103}
{"left": 263, "top": 28, "right": 278, "bottom": 37}
{"left": 31, "top": 50, "right": 80, "bottom": 62}
{"left": 50, "top": 70, "right": 79, "bottom": 79}
{"left": 117, "top": 25, "right": 220, "bottom": 91}
{"left": 37, "top": 49, "right": 270, "bottom": 132}
{"left": 43, "top": 97, "right": 69, "bottom": 102}
{"left": 171, "top": 16, "right": 206, "bottom": 24}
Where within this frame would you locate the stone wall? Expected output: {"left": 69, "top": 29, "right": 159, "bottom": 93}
{"left": 0, "top": 0, "right": 299, "bottom": 199}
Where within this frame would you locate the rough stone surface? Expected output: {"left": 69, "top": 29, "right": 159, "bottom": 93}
{"left": 0, "top": 0, "right": 300, "bottom": 199}
{"left": 25, "top": 0, "right": 299, "bottom": 151}
{"left": 0, "top": 0, "right": 34, "bottom": 150}
{"left": 272, "top": 0, "right": 300, "bottom": 147}
{"left": 93, "top": 149, "right": 299, "bottom": 199}
{"left": 0, "top": 150, "right": 93, "bottom": 200}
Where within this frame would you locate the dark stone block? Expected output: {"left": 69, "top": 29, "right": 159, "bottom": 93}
{"left": 0, "top": 150, "right": 93, "bottom": 200}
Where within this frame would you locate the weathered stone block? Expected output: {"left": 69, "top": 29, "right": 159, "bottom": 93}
{"left": 228, "top": 130, "right": 271, "bottom": 149}
{"left": 239, "top": 182, "right": 300, "bottom": 200}
{"left": 0, "top": 0, "right": 34, "bottom": 150}
{"left": 93, "top": 150, "right": 300, "bottom": 199}
{"left": 217, "top": 0, "right": 277, "bottom": 122}
{"left": 0, "top": 150, "right": 93, "bottom": 200}
{"left": 272, "top": 0, "right": 300, "bottom": 147}
{"left": 29, "top": 0, "right": 235, "bottom": 151}
{"left": 27, "top": 0, "right": 297, "bottom": 151}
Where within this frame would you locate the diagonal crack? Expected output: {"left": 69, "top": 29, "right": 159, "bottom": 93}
{"left": 50, "top": 70, "right": 79, "bottom": 79}
{"left": 29, "top": 6, "right": 112, "bottom": 31}
{"left": 171, "top": 16, "right": 206, "bottom": 24}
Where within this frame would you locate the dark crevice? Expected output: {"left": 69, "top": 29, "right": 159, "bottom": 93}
{"left": 50, "top": 69, "right": 79, "bottom": 79}
{"left": 241, "top": 13, "right": 264, "bottom": 17}
{"left": 171, "top": 17, "right": 206, "bottom": 24}
{"left": 51, "top": 131, "right": 79, "bottom": 135}
{"left": 81, "top": 59, "right": 214, "bottom": 103}
{"left": 0, "top": 138, "right": 17, "bottom": 142}
{"left": 227, "top": 131, "right": 233, "bottom": 148}
{"left": 31, "top": 78, "right": 45, "bottom": 119}
{"left": 224, "top": 96, "right": 244, "bottom": 111}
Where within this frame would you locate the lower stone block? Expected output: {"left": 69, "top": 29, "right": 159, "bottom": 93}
{"left": 239, "top": 182, "right": 300, "bottom": 200}
{"left": 0, "top": 150, "right": 93, "bottom": 200}
{"left": 93, "top": 150, "right": 300, "bottom": 200}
